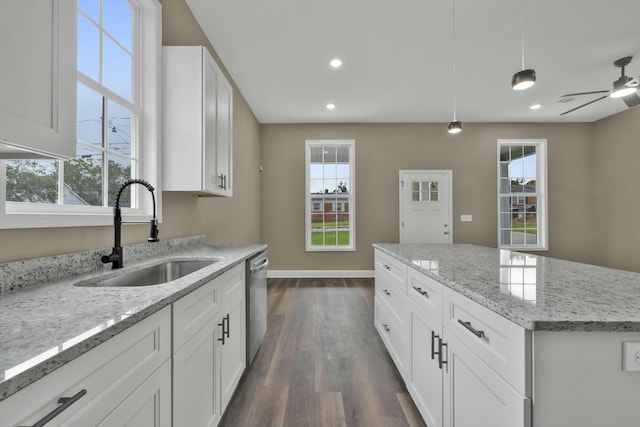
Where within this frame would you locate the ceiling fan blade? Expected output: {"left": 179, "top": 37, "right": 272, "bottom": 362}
{"left": 622, "top": 93, "right": 640, "bottom": 108}
{"left": 561, "top": 90, "right": 609, "bottom": 97}
{"left": 560, "top": 95, "right": 608, "bottom": 116}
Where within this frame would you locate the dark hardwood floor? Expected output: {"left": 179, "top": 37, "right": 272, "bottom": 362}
{"left": 220, "top": 278, "right": 427, "bottom": 427}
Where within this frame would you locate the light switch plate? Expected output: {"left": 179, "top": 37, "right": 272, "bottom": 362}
{"left": 460, "top": 215, "right": 472, "bottom": 222}
{"left": 622, "top": 342, "right": 640, "bottom": 371}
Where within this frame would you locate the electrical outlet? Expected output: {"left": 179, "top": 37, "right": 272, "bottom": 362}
{"left": 622, "top": 342, "right": 640, "bottom": 371}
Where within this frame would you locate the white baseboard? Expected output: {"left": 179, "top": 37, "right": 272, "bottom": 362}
{"left": 267, "top": 270, "right": 375, "bottom": 279}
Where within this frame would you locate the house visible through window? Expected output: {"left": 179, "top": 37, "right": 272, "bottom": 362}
{"left": 305, "top": 140, "right": 355, "bottom": 251}
{"left": 1, "top": 0, "right": 160, "bottom": 229}
{"left": 497, "top": 139, "right": 547, "bottom": 250}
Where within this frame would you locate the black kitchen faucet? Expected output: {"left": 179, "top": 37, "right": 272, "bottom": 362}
{"left": 102, "top": 179, "right": 159, "bottom": 269}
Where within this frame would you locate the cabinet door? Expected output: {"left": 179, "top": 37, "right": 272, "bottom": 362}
{"left": 219, "top": 267, "right": 246, "bottom": 411}
{"left": 0, "top": 0, "right": 76, "bottom": 158}
{"left": 173, "top": 316, "right": 221, "bottom": 427}
{"left": 203, "top": 49, "right": 219, "bottom": 194}
{"left": 443, "top": 329, "right": 530, "bottom": 427}
{"left": 215, "top": 70, "right": 233, "bottom": 196}
{"left": 94, "top": 361, "right": 171, "bottom": 427}
{"left": 408, "top": 307, "right": 443, "bottom": 427}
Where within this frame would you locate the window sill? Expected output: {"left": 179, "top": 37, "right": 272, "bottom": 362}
{"left": 0, "top": 211, "right": 157, "bottom": 230}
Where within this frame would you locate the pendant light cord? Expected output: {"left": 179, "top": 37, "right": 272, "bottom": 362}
{"left": 452, "top": 0, "right": 457, "bottom": 120}
{"left": 520, "top": 0, "right": 525, "bottom": 70}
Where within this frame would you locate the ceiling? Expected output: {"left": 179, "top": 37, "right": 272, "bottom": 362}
{"left": 184, "top": 0, "right": 640, "bottom": 124}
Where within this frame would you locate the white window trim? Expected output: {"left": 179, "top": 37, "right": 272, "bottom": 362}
{"left": 305, "top": 139, "right": 356, "bottom": 252}
{"left": 497, "top": 138, "right": 548, "bottom": 251}
{"left": 0, "top": 0, "right": 162, "bottom": 229}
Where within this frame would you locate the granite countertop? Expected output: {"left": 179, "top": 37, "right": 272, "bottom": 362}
{"left": 0, "top": 236, "right": 266, "bottom": 401}
{"left": 374, "top": 243, "right": 640, "bottom": 332}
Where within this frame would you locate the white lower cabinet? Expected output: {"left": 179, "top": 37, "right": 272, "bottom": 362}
{"left": 93, "top": 360, "right": 171, "bottom": 427}
{"left": 407, "top": 305, "right": 443, "bottom": 427}
{"left": 218, "top": 266, "right": 247, "bottom": 410}
{"left": 172, "top": 263, "right": 246, "bottom": 427}
{"left": 173, "top": 315, "right": 221, "bottom": 427}
{"left": 0, "top": 306, "right": 171, "bottom": 427}
{"left": 442, "top": 329, "right": 530, "bottom": 427}
{"left": 375, "top": 248, "right": 530, "bottom": 427}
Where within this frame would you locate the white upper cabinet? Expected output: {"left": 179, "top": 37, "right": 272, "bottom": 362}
{"left": 163, "top": 46, "right": 234, "bottom": 197}
{"left": 0, "top": 0, "right": 76, "bottom": 159}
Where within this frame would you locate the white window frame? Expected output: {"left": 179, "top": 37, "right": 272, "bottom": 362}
{"left": 305, "top": 139, "right": 356, "bottom": 252}
{"left": 497, "top": 139, "right": 548, "bottom": 251}
{"left": 0, "top": 0, "right": 161, "bottom": 229}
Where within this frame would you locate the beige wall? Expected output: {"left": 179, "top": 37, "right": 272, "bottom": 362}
{"left": 0, "top": 0, "right": 262, "bottom": 263}
{"left": 591, "top": 107, "right": 640, "bottom": 272}
{"left": 260, "top": 122, "right": 598, "bottom": 271}
{"left": 1, "top": 0, "right": 638, "bottom": 275}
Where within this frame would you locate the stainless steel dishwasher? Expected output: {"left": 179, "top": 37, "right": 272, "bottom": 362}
{"left": 246, "top": 251, "right": 268, "bottom": 364}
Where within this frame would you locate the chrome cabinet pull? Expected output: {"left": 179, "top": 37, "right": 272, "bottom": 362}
{"left": 458, "top": 319, "right": 485, "bottom": 338}
{"left": 383, "top": 264, "right": 391, "bottom": 270}
{"left": 413, "top": 286, "right": 429, "bottom": 298}
{"left": 383, "top": 289, "right": 391, "bottom": 296}
{"left": 431, "top": 331, "right": 438, "bottom": 360}
{"left": 225, "top": 313, "right": 230, "bottom": 338}
{"left": 438, "top": 339, "right": 448, "bottom": 369}
{"left": 382, "top": 323, "right": 391, "bottom": 334}
{"left": 218, "top": 317, "right": 227, "bottom": 344}
{"left": 21, "top": 389, "right": 87, "bottom": 427}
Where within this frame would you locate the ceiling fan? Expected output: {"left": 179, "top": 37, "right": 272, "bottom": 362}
{"left": 560, "top": 56, "right": 640, "bottom": 116}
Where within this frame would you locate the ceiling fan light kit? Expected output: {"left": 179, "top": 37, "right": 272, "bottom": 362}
{"left": 512, "top": 69, "right": 536, "bottom": 90}
{"left": 610, "top": 76, "right": 637, "bottom": 98}
{"left": 560, "top": 55, "right": 640, "bottom": 115}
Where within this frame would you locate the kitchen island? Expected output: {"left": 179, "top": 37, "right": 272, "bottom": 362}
{"left": 373, "top": 243, "right": 640, "bottom": 427}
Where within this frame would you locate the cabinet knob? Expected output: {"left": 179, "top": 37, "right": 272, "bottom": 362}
{"left": 383, "top": 289, "right": 391, "bottom": 296}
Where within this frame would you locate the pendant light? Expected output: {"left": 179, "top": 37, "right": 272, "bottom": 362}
{"left": 447, "top": 0, "right": 462, "bottom": 134}
{"left": 511, "top": 0, "right": 536, "bottom": 90}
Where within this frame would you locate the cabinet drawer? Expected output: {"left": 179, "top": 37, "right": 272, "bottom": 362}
{"left": 375, "top": 298, "right": 407, "bottom": 378}
{"left": 376, "top": 277, "right": 408, "bottom": 324}
{"left": 443, "top": 287, "right": 530, "bottom": 395}
{"left": 375, "top": 250, "right": 407, "bottom": 293}
{"left": 0, "top": 307, "right": 171, "bottom": 427}
{"left": 173, "top": 277, "right": 222, "bottom": 353}
{"left": 407, "top": 267, "right": 443, "bottom": 321}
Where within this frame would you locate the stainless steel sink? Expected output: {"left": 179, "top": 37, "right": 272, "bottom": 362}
{"left": 79, "top": 260, "right": 217, "bottom": 287}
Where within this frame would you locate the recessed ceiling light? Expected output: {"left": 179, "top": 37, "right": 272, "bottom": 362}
{"left": 530, "top": 104, "right": 541, "bottom": 110}
{"left": 326, "top": 103, "right": 336, "bottom": 110}
{"left": 330, "top": 58, "right": 342, "bottom": 68}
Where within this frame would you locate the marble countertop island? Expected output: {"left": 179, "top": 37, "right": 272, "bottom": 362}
{"left": 374, "top": 243, "right": 640, "bottom": 332}
{"left": 0, "top": 236, "right": 266, "bottom": 401}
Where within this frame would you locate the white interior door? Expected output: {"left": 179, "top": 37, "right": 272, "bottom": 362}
{"left": 400, "top": 170, "right": 452, "bottom": 244}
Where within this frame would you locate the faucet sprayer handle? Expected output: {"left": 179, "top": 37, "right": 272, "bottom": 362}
{"left": 148, "top": 219, "right": 159, "bottom": 242}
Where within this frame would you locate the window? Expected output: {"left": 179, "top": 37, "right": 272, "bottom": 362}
{"left": 412, "top": 181, "right": 439, "bottom": 202}
{"left": 0, "top": 0, "right": 161, "bottom": 229}
{"left": 497, "top": 139, "right": 547, "bottom": 250}
{"left": 305, "top": 140, "right": 355, "bottom": 251}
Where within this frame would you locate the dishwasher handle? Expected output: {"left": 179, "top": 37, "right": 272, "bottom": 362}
{"left": 250, "top": 257, "right": 269, "bottom": 274}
